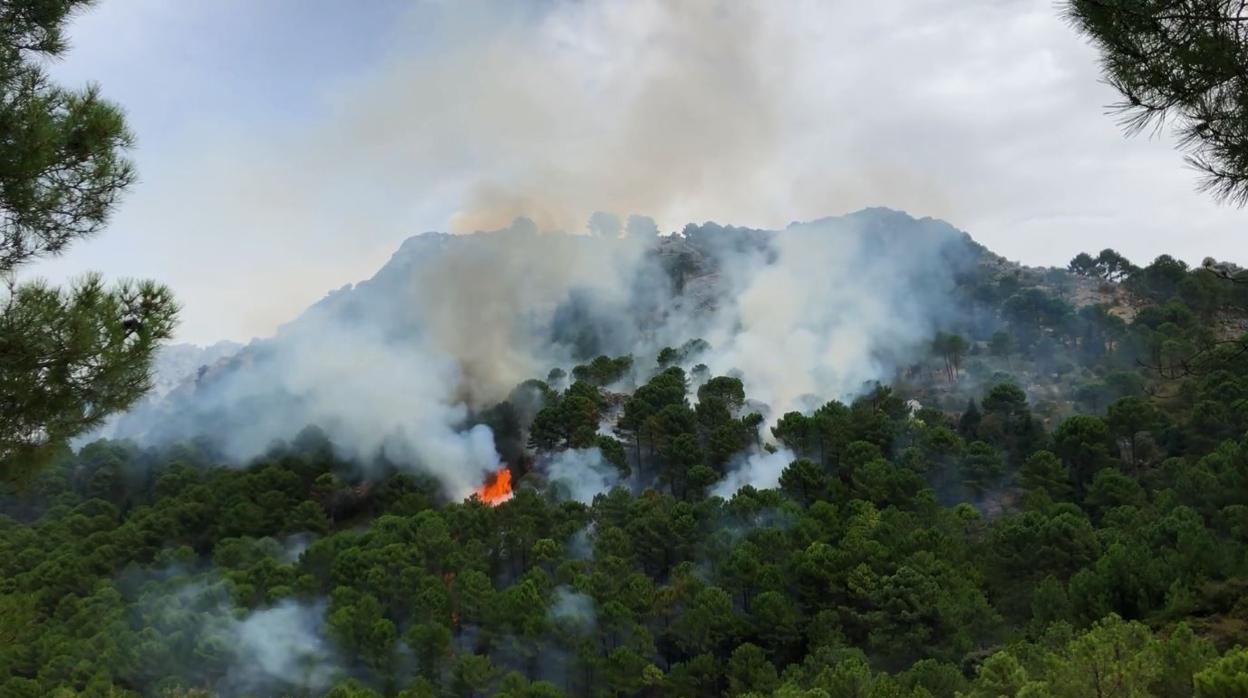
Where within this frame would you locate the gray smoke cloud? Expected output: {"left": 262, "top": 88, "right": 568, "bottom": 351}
{"left": 349, "top": 1, "right": 795, "bottom": 236}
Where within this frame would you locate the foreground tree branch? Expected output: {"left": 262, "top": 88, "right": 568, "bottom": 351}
{"left": 1066, "top": 0, "right": 1248, "bottom": 204}
{"left": 0, "top": 0, "right": 177, "bottom": 481}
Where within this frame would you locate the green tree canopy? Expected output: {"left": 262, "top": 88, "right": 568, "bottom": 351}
{"left": 0, "top": 0, "right": 177, "bottom": 480}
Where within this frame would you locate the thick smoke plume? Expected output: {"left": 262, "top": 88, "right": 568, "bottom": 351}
{"left": 341, "top": 1, "right": 795, "bottom": 236}
{"left": 111, "top": 208, "right": 977, "bottom": 499}
{"left": 115, "top": 222, "right": 650, "bottom": 497}
{"left": 702, "top": 211, "right": 970, "bottom": 410}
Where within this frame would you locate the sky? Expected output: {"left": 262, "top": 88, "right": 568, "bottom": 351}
{"left": 26, "top": 0, "right": 1248, "bottom": 345}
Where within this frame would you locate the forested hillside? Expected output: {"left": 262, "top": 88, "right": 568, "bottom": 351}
{"left": 3, "top": 226, "right": 1248, "bottom": 698}
{"left": 10, "top": 0, "right": 1248, "bottom": 696}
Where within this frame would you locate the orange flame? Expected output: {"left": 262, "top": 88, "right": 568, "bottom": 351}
{"left": 474, "top": 466, "right": 513, "bottom": 505}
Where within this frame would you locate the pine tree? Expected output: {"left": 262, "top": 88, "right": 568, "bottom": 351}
{"left": 0, "top": 0, "right": 177, "bottom": 480}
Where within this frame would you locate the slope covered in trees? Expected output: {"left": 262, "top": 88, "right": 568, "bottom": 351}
{"left": 3, "top": 230, "right": 1248, "bottom": 697}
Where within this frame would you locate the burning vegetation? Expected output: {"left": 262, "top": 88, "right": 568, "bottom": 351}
{"left": 473, "top": 466, "right": 513, "bottom": 505}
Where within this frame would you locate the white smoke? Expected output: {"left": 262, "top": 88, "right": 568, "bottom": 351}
{"left": 227, "top": 601, "right": 337, "bottom": 694}
{"left": 278, "top": 533, "right": 315, "bottom": 563}
{"left": 567, "top": 525, "right": 595, "bottom": 561}
{"left": 703, "top": 211, "right": 966, "bottom": 416}
{"left": 547, "top": 586, "right": 596, "bottom": 633}
{"left": 207, "top": 307, "right": 503, "bottom": 498}
{"left": 711, "top": 448, "right": 797, "bottom": 498}
{"left": 109, "top": 208, "right": 973, "bottom": 499}
{"left": 542, "top": 448, "right": 622, "bottom": 504}
{"left": 123, "top": 223, "right": 657, "bottom": 498}
{"left": 130, "top": 573, "right": 340, "bottom": 696}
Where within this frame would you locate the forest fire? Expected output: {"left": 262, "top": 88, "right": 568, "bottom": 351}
{"left": 473, "top": 466, "right": 513, "bottom": 505}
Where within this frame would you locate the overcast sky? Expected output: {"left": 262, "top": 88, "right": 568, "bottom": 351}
{"left": 27, "top": 0, "right": 1247, "bottom": 345}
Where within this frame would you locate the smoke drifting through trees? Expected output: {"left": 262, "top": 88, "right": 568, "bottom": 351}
{"left": 110, "top": 208, "right": 978, "bottom": 501}
{"left": 711, "top": 448, "right": 799, "bottom": 498}
{"left": 543, "top": 448, "right": 621, "bottom": 504}
{"left": 127, "top": 572, "right": 340, "bottom": 696}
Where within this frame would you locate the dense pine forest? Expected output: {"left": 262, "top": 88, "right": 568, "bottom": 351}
{"left": 4, "top": 245, "right": 1248, "bottom": 698}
